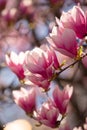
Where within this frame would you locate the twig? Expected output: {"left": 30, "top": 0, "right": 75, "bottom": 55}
{"left": 57, "top": 53, "right": 87, "bottom": 76}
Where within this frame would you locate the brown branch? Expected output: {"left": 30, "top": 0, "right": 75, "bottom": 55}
{"left": 57, "top": 53, "right": 87, "bottom": 76}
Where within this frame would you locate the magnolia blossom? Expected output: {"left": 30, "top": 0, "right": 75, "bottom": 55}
{"left": 25, "top": 45, "right": 59, "bottom": 90}
{"left": 26, "top": 74, "right": 50, "bottom": 91}
{"left": 59, "top": 6, "right": 87, "bottom": 38}
{"left": 34, "top": 99, "right": 59, "bottom": 128}
{"left": 5, "top": 51, "right": 25, "bottom": 80}
{"left": 53, "top": 85, "right": 73, "bottom": 114}
{"left": 13, "top": 87, "right": 36, "bottom": 114}
{"left": 47, "top": 27, "right": 78, "bottom": 58}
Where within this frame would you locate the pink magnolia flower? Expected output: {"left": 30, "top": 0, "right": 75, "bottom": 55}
{"left": 53, "top": 85, "right": 73, "bottom": 114}
{"left": 5, "top": 51, "right": 25, "bottom": 80}
{"left": 59, "top": 6, "right": 87, "bottom": 38}
{"left": 13, "top": 87, "right": 36, "bottom": 114}
{"left": 34, "top": 99, "right": 59, "bottom": 128}
{"left": 26, "top": 74, "right": 50, "bottom": 91}
{"left": 47, "top": 27, "right": 78, "bottom": 58}
{"left": 25, "top": 45, "right": 59, "bottom": 90}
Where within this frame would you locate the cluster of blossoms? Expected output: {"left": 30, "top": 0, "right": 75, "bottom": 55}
{"left": 0, "top": 0, "right": 65, "bottom": 24}
{"left": 5, "top": 3, "right": 87, "bottom": 130}
{"left": 12, "top": 84, "right": 73, "bottom": 128}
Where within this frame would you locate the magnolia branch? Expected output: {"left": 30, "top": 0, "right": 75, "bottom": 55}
{"left": 56, "top": 53, "right": 87, "bottom": 76}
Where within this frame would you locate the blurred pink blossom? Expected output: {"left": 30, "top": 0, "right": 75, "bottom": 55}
{"left": 5, "top": 51, "right": 25, "bottom": 80}
{"left": 13, "top": 87, "right": 36, "bottom": 114}
{"left": 1, "top": 8, "right": 18, "bottom": 22}
{"left": 53, "top": 85, "right": 73, "bottom": 114}
{"left": 5, "top": 29, "right": 32, "bottom": 53}
{"left": 47, "top": 27, "right": 78, "bottom": 58}
{"left": 34, "top": 99, "right": 59, "bottom": 128}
